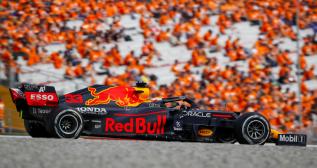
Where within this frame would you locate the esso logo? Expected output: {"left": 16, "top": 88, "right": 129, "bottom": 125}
{"left": 30, "top": 94, "right": 54, "bottom": 101}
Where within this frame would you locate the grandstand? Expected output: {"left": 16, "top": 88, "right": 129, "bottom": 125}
{"left": 0, "top": 0, "right": 317, "bottom": 136}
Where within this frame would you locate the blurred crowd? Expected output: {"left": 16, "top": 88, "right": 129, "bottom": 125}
{"left": 1, "top": 0, "right": 317, "bottom": 132}
{"left": 0, "top": 98, "right": 4, "bottom": 133}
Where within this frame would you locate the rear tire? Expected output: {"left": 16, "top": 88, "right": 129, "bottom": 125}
{"left": 48, "top": 108, "right": 83, "bottom": 139}
{"left": 234, "top": 112, "right": 270, "bottom": 145}
{"left": 24, "top": 120, "right": 51, "bottom": 138}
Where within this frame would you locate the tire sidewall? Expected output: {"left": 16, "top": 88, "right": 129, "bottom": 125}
{"left": 236, "top": 113, "right": 271, "bottom": 145}
{"left": 49, "top": 108, "right": 83, "bottom": 138}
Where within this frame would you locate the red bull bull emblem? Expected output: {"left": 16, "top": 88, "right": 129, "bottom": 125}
{"left": 85, "top": 86, "right": 148, "bottom": 107}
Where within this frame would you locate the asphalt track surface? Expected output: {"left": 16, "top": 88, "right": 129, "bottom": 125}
{"left": 0, "top": 136, "right": 317, "bottom": 168}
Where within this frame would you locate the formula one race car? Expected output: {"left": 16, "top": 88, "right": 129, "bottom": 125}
{"left": 9, "top": 83, "right": 307, "bottom": 145}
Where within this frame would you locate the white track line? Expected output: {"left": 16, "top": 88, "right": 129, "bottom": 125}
{"left": 0, "top": 135, "right": 31, "bottom": 138}
{"left": 307, "top": 145, "right": 317, "bottom": 148}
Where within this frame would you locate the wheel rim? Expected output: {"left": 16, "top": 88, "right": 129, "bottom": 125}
{"left": 246, "top": 120, "right": 265, "bottom": 140}
{"left": 58, "top": 114, "right": 79, "bottom": 135}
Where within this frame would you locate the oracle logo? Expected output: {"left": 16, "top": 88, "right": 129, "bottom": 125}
{"left": 30, "top": 94, "right": 55, "bottom": 101}
{"left": 183, "top": 111, "right": 211, "bottom": 118}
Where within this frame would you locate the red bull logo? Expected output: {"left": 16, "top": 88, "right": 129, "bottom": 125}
{"left": 85, "top": 86, "right": 148, "bottom": 107}
{"left": 105, "top": 115, "right": 166, "bottom": 134}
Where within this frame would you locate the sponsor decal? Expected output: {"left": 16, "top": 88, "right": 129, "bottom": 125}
{"left": 76, "top": 107, "right": 108, "bottom": 115}
{"left": 277, "top": 134, "right": 307, "bottom": 146}
{"left": 85, "top": 86, "right": 148, "bottom": 107}
{"left": 24, "top": 92, "right": 58, "bottom": 106}
{"left": 149, "top": 103, "right": 160, "bottom": 108}
{"left": 23, "top": 84, "right": 39, "bottom": 90}
{"left": 32, "top": 108, "right": 52, "bottom": 114}
{"left": 198, "top": 128, "right": 213, "bottom": 137}
{"left": 105, "top": 115, "right": 166, "bottom": 134}
{"left": 91, "top": 120, "right": 102, "bottom": 129}
{"left": 30, "top": 93, "right": 54, "bottom": 101}
{"left": 173, "top": 121, "right": 182, "bottom": 131}
{"left": 65, "top": 94, "right": 83, "bottom": 103}
{"left": 39, "top": 86, "right": 46, "bottom": 92}
{"left": 182, "top": 111, "right": 211, "bottom": 118}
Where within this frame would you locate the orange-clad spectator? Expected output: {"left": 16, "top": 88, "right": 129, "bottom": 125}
{"left": 171, "top": 60, "right": 180, "bottom": 75}
{"left": 183, "top": 61, "right": 191, "bottom": 73}
{"left": 26, "top": 47, "right": 40, "bottom": 66}
{"left": 225, "top": 37, "right": 232, "bottom": 52}
{"left": 159, "top": 15, "right": 170, "bottom": 25}
{"left": 301, "top": 82, "right": 309, "bottom": 95}
{"left": 276, "top": 51, "right": 293, "bottom": 66}
{"left": 143, "top": 28, "right": 152, "bottom": 39}
{"left": 232, "top": 10, "right": 242, "bottom": 22}
{"left": 124, "top": 51, "right": 136, "bottom": 65}
{"left": 236, "top": 46, "right": 247, "bottom": 60}
{"left": 301, "top": 41, "right": 316, "bottom": 56}
{"left": 74, "top": 63, "right": 84, "bottom": 78}
{"left": 89, "top": 49, "right": 102, "bottom": 63}
{"left": 278, "top": 65, "right": 292, "bottom": 84}
{"left": 299, "top": 55, "right": 307, "bottom": 70}
{"left": 141, "top": 41, "right": 151, "bottom": 57}
{"left": 50, "top": 52, "right": 63, "bottom": 69}
{"left": 186, "top": 37, "right": 197, "bottom": 50}
{"left": 111, "top": 46, "right": 122, "bottom": 66}
{"left": 227, "top": 49, "right": 238, "bottom": 61}
{"left": 191, "top": 49, "right": 199, "bottom": 66}
{"left": 303, "top": 65, "right": 315, "bottom": 81}
{"left": 201, "top": 15, "right": 210, "bottom": 25}
{"left": 106, "top": 5, "right": 117, "bottom": 17}
{"left": 0, "top": 98, "right": 4, "bottom": 133}
{"left": 217, "top": 14, "right": 231, "bottom": 34}
{"left": 117, "top": 1, "right": 129, "bottom": 14}
{"left": 139, "top": 16, "right": 148, "bottom": 30}
{"left": 172, "top": 23, "right": 182, "bottom": 39}
{"left": 203, "top": 30, "right": 212, "bottom": 41}
{"left": 156, "top": 29, "right": 170, "bottom": 42}
{"left": 64, "top": 63, "right": 75, "bottom": 79}
{"left": 209, "top": 34, "right": 219, "bottom": 47}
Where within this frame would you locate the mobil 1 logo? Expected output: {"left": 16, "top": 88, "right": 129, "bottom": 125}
{"left": 277, "top": 134, "right": 307, "bottom": 146}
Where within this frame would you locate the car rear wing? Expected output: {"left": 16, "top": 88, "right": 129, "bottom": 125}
{"left": 9, "top": 83, "right": 59, "bottom": 107}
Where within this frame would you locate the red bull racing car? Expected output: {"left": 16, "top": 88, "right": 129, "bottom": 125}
{"left": 9, "top": 83, "right": 307, "bottom": 145}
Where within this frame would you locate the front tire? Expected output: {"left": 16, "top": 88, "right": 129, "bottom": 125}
{"left": 24, "top": 120, "right": 51, "bottom": 138}
{"left": 235, "top": 112, "right": 270, "bottom": 145}
{"left": 48, "top": 108, "right": 83, "bottom": 138}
